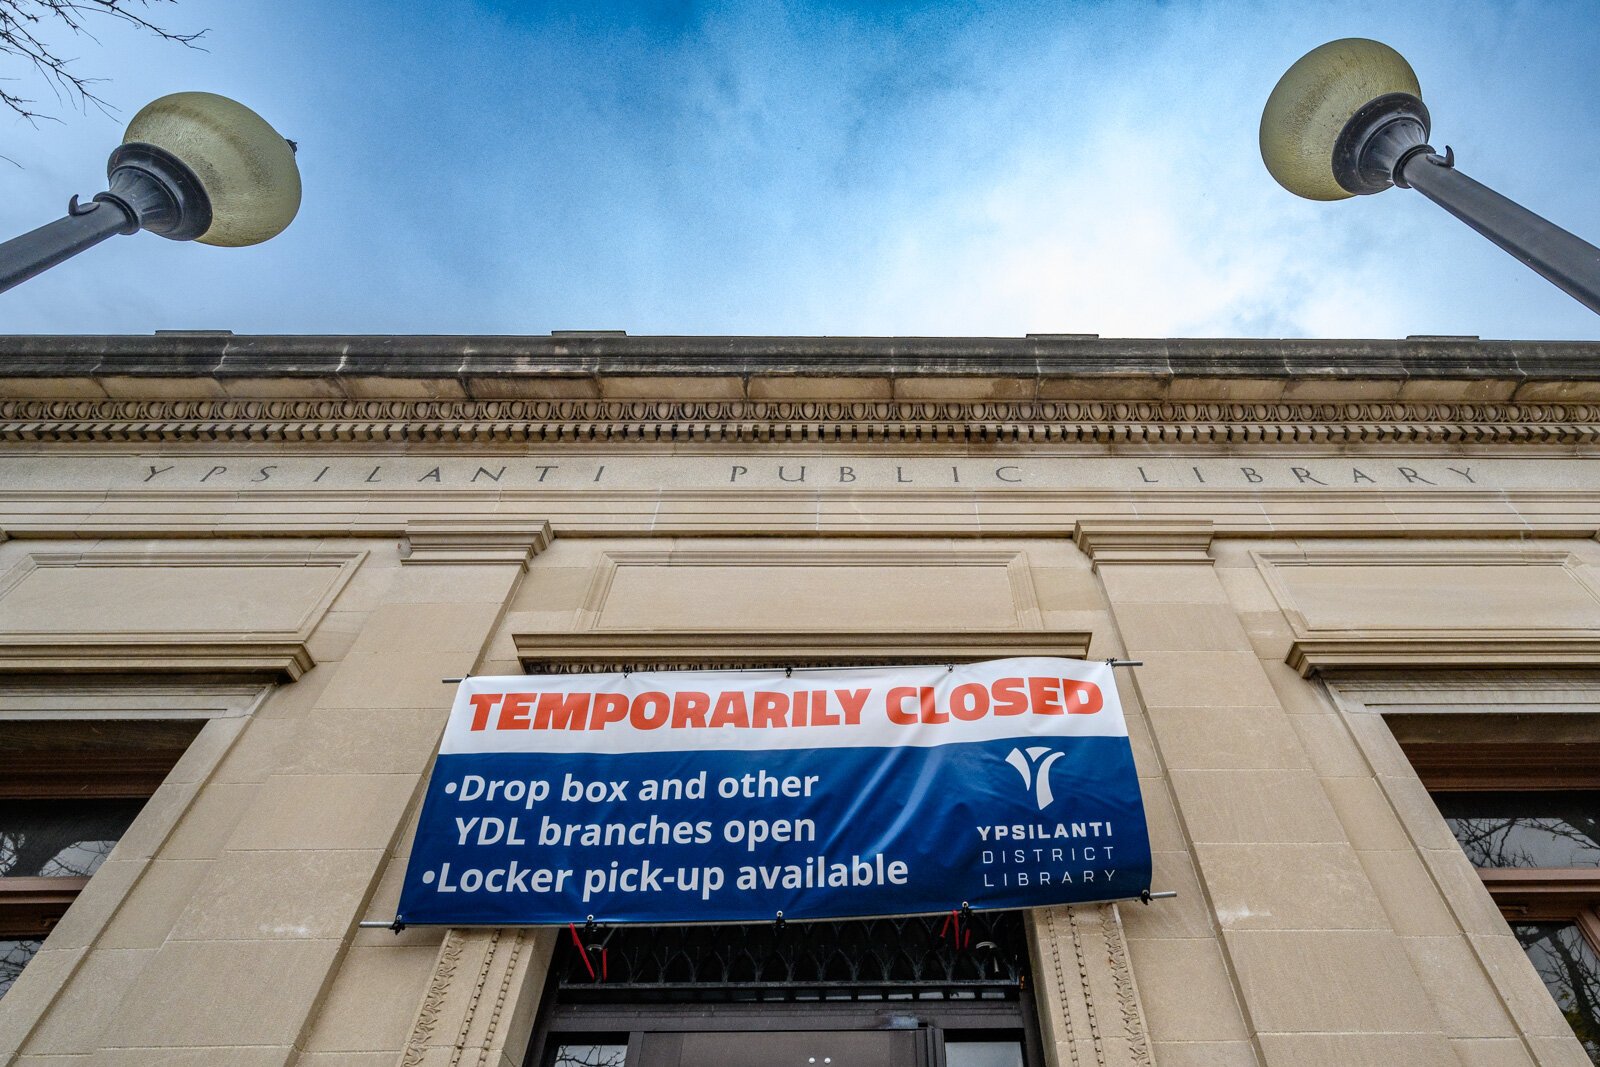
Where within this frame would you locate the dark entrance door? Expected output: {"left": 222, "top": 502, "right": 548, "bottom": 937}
{"left": 528, "top": 913, "right": 1040, "bottom": 1067}
{"left": 641, "top": 1028, "right": 926, "bottom": 1066}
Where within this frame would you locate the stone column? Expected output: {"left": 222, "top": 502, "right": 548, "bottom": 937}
{"left": 1074, "top": 520, "right": 1457, "bottom": 1066}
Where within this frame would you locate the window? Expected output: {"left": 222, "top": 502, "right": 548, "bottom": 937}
{"left": 0, "top": 719, "right": 201, "bottom": 997}
{"left": 1401, "top": 734, "right": 1600, "bottom": 1062}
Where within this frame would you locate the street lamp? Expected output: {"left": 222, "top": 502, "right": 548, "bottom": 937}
{"left": 0, "top": 92, "right": 300, "bottom": 295}
{"left": 1261, "top": 38, "right": 1600, "bottom": 314}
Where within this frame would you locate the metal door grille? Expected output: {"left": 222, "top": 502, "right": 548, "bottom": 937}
{"left": 556, "top": 912, "right": 1028, "bottom": 1003}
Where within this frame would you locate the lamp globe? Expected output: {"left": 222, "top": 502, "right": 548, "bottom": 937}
{"left": 123, "top": 92, "right": 301, "bottom": 246}
{"left": 1260, "top": 38, "right": 1424, "bottom": 201}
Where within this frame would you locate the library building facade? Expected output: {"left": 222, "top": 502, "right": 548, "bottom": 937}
{"left": 2, "top": 332, "right": 1600, "bottom": 1066}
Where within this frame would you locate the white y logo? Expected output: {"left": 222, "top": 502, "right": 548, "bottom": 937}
{"left": 1005, "top": 747, "right": 1065, "bottom": 810}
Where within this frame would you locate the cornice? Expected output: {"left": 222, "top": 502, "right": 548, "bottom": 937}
{"left": 2, "top": 334, "right": 1599, "bottom": 382}
{"left": 6, "top": 396, "right": 1600, "bottom": 445}
{"left": 402, "top": 519, "right": 553, "bottom": 567}
{"left": 1073, "top": 520, "right": 1215, "bottom": 566}
{"left": 1287, "top": 635, "right": 1600, "bottom": 676}
{"left": 514, "top": 630, "right": 1092, "bottom": 672}
{"left": 0, "top": 639, "right": 315, "bottom": 680}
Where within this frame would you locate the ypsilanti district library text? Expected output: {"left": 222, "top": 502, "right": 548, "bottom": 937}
{"left": 5, "top": 333, "right": 1600, "bottom": 1067}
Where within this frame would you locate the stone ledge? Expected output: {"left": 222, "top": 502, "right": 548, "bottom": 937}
{"left": 401, "top": 519, "right": 553, "bottom": 567}
{"left": 0, "top": 639, "right": 315, "bottom": 680}
{"left": 1, "top": 334, "right": 1596, "bottom": 382}
{"left": 514, "top": 630, "right": 1092, "bottom": 672}
{"left": 1287, "top": 636, "right": 1600, "bottom": 676}
{"left": 1073, "top": 520, "right": 1215, "bottom": 566}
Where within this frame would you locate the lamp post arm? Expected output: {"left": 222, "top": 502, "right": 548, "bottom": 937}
{"left": 0, "top": 141, "right": 213, "bottom": 298}
{"left": 1398, "top": 150, "right": 1600, "bottom": 315}
{"left": 0, "top": 199, "right": 137, "bottom": 296}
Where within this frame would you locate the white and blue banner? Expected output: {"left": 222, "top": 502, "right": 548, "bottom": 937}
{"left": 397, "top": 657, "right": 1150, "bottom": 925}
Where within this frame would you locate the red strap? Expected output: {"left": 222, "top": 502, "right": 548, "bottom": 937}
{"left": 568, "top": 922, "right": 596, "bottom": 981}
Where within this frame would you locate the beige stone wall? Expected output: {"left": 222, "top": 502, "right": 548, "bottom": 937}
{"left": 3, "top": 435, "right": 1600, "bottom": 1065}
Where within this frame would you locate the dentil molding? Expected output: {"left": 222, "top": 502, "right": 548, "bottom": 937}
{"left": 7, "top": 396, "right": 1600, "bottom": 445}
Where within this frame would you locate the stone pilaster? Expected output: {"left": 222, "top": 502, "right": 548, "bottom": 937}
{"left": 396, "top": 927, "right": 556, "bottom": 1067}
{"left": 76, "top": 525, "right": 553, "bottom": 1064}
{"left": 1029, "top": 903, "right": 1154, "bottom": 1067}
{"left": 1076, "top": 520, "right": 1458, "bottom": 1066}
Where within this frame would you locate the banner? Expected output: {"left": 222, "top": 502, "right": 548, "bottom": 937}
{"left": 397, "top": 657, "right": 1150, "bottom": 925}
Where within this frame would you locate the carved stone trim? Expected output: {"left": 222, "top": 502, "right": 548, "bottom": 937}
{"left": 451, "top": 928, "right": 501, "bottom": 1067}
{"left": 1287, "top": 635, "right": 1600, "bottom": 677}
{"left": 1029, "top": 903, "right": 1153, "bottom": 1067}
{"left": 402, "top": 519, "right": 553, "bottom": 567}
{"left": 1073, "top": 520, "right": 1214, "bottom": 566}
{"left": 6, "top": 396, "right": 1600, "bottom": 445}
{"left": 515, "top": 629, "right": 1092, "bottom": 672}
{"left": 1099, "top": 903, "right": 1153, "bottom": 1067}
{"left": 0, "top": 639, "right": 314, "bottom": 680}
{"left": 402, "top": 928, "right": 466, "bottom": 1067}
{"left": 478, "top": 929, "right": 526, "bottom": 1064}
{"left": 1035, "top": 908, "right": 1082, "bottom": 1067}
{"left": 400, "top": 927, "right": 546, "bottom": 1067}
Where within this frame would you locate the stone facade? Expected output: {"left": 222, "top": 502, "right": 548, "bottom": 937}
{"left": 1, "top": 334, "right": 1598, "bottom": 1065}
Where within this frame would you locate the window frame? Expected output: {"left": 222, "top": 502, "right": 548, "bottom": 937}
{"left": 1403, "top": 738, "right": 1600, "bottom": 968}
{"left": 0, "top": 722, "right": 203, "bottom": 940}
{"left": 1319, "top": 674, "right": 1600, "bottom": 1057}
{"left": 0, "top": 682, "right": 266, "bottom": 1006}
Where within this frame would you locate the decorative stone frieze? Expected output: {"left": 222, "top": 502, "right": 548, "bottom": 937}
{"left": 7, "top": 396, "right": 1600, "bottom": 444}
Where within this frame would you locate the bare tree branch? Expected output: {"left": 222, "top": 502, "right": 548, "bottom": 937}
{"left": 0, "top": 0, "right": 205, "bottom": 123}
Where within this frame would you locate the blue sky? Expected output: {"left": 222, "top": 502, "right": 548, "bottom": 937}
{"left": 2, "top": 0, "right": 1598, "bottom": 338}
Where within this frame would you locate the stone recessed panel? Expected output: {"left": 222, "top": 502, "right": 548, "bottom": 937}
{"left": 584, "top": 547, "right": 1040, "bottom": 631}
{"left": 0, "top": 548, "right": 363, "bottom": 640}
{"left": 1257, "top": 549, "right": 1600, "bottom": 635}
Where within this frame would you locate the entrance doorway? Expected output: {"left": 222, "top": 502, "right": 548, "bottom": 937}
{"left": 528, "top": 913, "right": 1040, "bottom": 1067}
